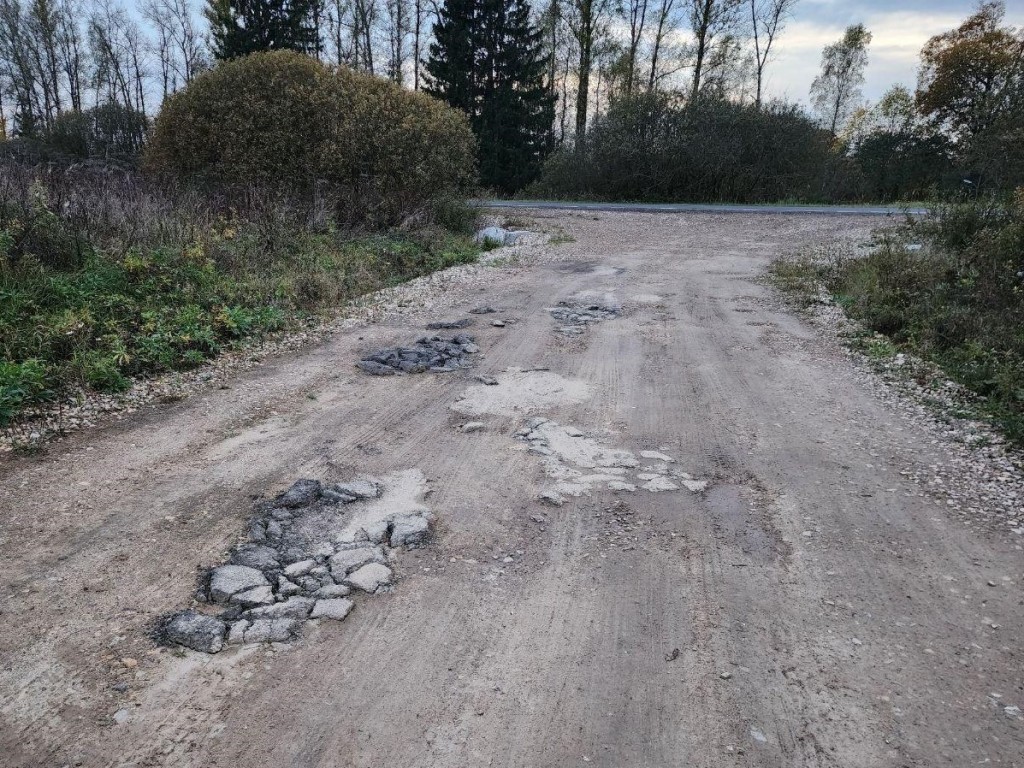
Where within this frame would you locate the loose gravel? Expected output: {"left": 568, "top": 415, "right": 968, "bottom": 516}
{"left": 775, "top": 280, "right": 1024, "bottom": 546}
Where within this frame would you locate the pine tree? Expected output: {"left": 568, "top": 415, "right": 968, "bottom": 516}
{"left": 206, "top": 0, "right": 320, "bottom": 61}
{"left": 426, "top": 0, "right": 555, "bottom": 193}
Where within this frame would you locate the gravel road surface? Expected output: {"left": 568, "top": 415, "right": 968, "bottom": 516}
{"left": 1, "top": 210, "right": 1020, "bottom": 767}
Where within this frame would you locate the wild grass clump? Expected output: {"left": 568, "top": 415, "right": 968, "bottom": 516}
{"left": 771, "top": 191, "right": 1024, "bottom": 441}
{"left": 0, "top": 164, "right": 479, "bottom": 426}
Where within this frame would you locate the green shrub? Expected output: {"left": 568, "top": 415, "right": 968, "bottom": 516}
{"left": 0, "top": 359, "right": 51, "bottom": 425}
{"left": 145, "top": 51, "right": 478, "bottom": 225}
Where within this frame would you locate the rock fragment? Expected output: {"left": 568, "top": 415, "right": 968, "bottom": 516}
{"left": 209, "top": 565, "right": 269, "bottom": 603}
{"left": 276, "top": 479, "right": 322, "bottom": 508}
{"left": 160, "top": 610, "right": 227, "bottom": 654}
{"left": 247, "top": 597, "right": 314, "bottom": 620}
{"left": 538, "top": 490, "right": 565, "bottom": 506}
{"left": 283, "top": 559, "right": 316, "bottom": 578}
{"left": 231, "top": 545, "right": 280, "bottom": 572}
{"left": 426, "top": 318, "right": 473, "bottom": 330}
{"left": 345, "top": 563, "right": 393, "bottom": 592}
{"left": 329, "top": 546, "right": 384, "bottom": 578}
{"left": 389, "top": 514, "right": 431, "bottom": 547}
{"left": 230, "top": 585, "right": 275, "bottom": 607}
{"left": 310, "top": 598, "right": 355, "bottom": 620}
{"left": 243, "top": 618, "right": 300, "bottom": 644}
{"left": 461, "top": 421, "right": 485, "bottom": 433}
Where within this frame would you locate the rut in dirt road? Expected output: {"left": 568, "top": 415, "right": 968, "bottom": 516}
{"left": 0, "top": 211, "right": 1021, "bottom": 768}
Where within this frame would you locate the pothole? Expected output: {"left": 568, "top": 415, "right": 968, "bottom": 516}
{"left": 357, "top": 334, "right": 479, "bottom": 375}
{"left": 518, "top": 418, "right": 709, "bottom": 504}
{"left": 548, "top": 292, "right": 621, "bottom": 335}
{"left": 156, "top": 470, "right": 433, "bottom": 654}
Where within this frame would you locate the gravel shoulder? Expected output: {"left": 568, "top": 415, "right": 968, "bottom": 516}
{"left": 1, "top": 210, "right": 1021, "bottom": 767}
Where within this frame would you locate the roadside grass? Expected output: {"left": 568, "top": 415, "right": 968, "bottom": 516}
{"left": 768, "top": 193, "right": 1024, "bottom": 444}
{"left": 1, "top": 179, "right": 479, "bottom": 427}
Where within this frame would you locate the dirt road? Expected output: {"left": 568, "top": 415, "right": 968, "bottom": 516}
{"left": 2, "top": 211, "right": 1021, "bottom": 768}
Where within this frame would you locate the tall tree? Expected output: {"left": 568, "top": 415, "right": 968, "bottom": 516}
{"left": 810, "top": 22, "right": 871, "bottom": 136}
{"left": 567, "top": 0, "right": 610, "bottom": 136}
{"left": 206, "top": 0, "right": 320, "bottom": 60}
{"left": 426, "top": 0, "right": 554, "bottom": 191}
{"left": 687, "top": 0, "right": 741, "bottom": 102}
{"left": 916, "top": 1, "right": 1023, "bottom": 144}
{"left": 619, "top": 0, "right": 647, "bottom": 94}
{"left": 748, "top": 0, "right": 794, "bottom": 108}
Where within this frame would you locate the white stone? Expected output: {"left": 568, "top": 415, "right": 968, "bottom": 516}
{"left": 681, "top": 479, "right": 709, "bottom": 493}
{"left": 230, "top": 585, "right": 275, "bottom": 607}
{"left": 311, "top": 598, "right": 355, "bottom": 621}
{"left": 209, "top": 565, "right": 268, "bottom": 603}
{"left": 344, "top": 563, "right": 393, "bottom": 592}
{"left": 640, "top": 450, "right": 675, "bottom": 462}
{"left": 331, "top": 479, "right": 381, "bottom": 500}
{"left": 329, "top": 546, "right": 383, "bottom": 578}
{"left": 642, "top": 476, "right": 679, "bottom": 492}
{"left": 283, "top": 559, "right": 316, "bottom": 578}
{"left": 608, "top": 481, "right": 637, "bottom": 492}
{"left": 362, "top": 520, "right": 389, "bottom": 544}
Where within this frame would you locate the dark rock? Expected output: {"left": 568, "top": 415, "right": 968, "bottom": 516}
{"left": 230, "top": 544, "right": 280, "bottom": 572}
{"left": 425, "top": 318, "right": 473, "bottom": 330}
{"left": 159, "top": 610, "right": 227, "bottom": 653}
{"left": 276, "top": 479, "right": 322, "bottom": 508}
{"left": 469, "top": 306, "right": 497, "bottom": 314}
{"left": 357, "top": 334, "right": 480, "bottom": 376}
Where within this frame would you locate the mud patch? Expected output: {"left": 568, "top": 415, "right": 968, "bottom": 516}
{"left": 705, "top": 483, "right": 789, "bottom": 565}
{"left": 451, "top": 369, "right": 592, "bottom": 417}
{"left": 156, "top": 471, "right": 434, "bottom": 654}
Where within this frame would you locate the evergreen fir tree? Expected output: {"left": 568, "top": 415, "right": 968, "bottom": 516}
{"left": 426, "top": 0, "right": 554, "bottom": 193}
{"left": 206, "top": 0, "right": 320, "bottom": 61}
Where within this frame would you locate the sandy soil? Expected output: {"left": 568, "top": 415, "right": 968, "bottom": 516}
{"left": 1, "top": 211, "right": 1021, "bottom": 768}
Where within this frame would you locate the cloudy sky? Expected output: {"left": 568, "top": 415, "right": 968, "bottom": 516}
{"left": 762, "top": 0, "right": 1024, "bottom": 105}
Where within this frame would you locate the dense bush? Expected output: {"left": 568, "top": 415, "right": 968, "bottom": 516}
{"left": 535, "top": 93, "right": 857, "bottom": 203}
{"left": 852, "top": 131, "right": 954, "bottom": 202}
{"left": 44, "top": 104, "right": 149, "bottom": 162}
{"left": 145, "top": 50, "right": 478, "bottom": 225}
{"left": 0, "top": 164, "right": 479, "bottom": 426}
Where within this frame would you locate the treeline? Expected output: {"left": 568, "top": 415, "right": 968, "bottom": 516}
{"left": 1, "top": 0, "right": 1022, "bottom": 200}
{"left": 539, "top": 2, "right": 1024, "bottom": 203}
